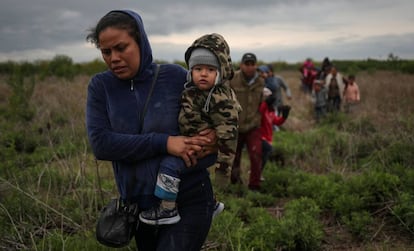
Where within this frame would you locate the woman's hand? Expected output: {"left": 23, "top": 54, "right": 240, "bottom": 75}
{"left": 167, "top": 136, "right": 201, "bottom": 167}
{"left": 167, "top": 129, "right": 218, "bottom": 167}
{"left": 185, "top": 129, "right": 218, "bottom": 159}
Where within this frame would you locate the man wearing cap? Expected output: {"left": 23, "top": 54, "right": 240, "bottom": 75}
{"left": 229, "top": 52, "right": 265, "bottom": 190}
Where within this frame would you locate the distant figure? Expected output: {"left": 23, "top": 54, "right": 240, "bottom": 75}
{"left": 318, "top": 57, "right": 333, "bottom": 80}
{"left": 266, "top": 64, "right": 292, "bottom": 110}
{"left": 299, "top": 58, "right": 318, "bottom": 93}
{"left": 312, "top": 80, "right": 328, "bottom": 122}
{"left": 321, "top": 57, "right": 332, "bottom": 69}
{"left": 343, "top": 74, "right": 360, "bottom": 113}
{"left": 325, "top": 67, "right": 345, "bottom": 112}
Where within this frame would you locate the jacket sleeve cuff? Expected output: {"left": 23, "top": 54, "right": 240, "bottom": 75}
{"left": 152, "top": 133, "right": 169, "bottom": 154}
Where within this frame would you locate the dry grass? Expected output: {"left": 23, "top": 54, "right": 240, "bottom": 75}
{"left": 30, "top": 75, "right": 89, "bottom": 128}
{"left": 278, "top": 71, "right": 316, "bottom": 131}
{"left": 277, "top": 70, "right": 414, "bottom": 132}
{"left": 3, "top": 70, "right": 413, "bottom": 134}
{"left": 357, "top": 71, "right": 414, "bottom": 132}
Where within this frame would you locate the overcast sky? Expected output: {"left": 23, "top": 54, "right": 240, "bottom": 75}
{"left": 1, "top": 0, "right": 413, "bottom": 64}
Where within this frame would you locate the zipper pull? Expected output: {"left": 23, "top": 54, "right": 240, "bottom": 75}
{"left": 130, "top": 80, "right": 134, "bottom": 91}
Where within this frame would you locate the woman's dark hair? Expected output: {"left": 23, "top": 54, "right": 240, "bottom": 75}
{"left": 86, "top": 11, "right": 140, "bottom": 48}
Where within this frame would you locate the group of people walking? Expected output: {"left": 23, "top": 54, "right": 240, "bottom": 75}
{"left": 85, "top": 9, "right": 362, "bottom": 251}
{"left": 300, "top": 57, "right": 361, "bottom": 122}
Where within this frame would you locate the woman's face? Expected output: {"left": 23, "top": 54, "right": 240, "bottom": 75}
{"left": 98, "top": 27, "right": 141, "bottom": 80}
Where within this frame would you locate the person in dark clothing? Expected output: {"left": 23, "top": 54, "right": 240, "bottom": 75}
{"left": 86, "top": 10, "right": 217, "bottom": 250}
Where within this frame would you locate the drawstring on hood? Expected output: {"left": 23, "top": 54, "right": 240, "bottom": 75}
{"left": 184, "top": 33, "right": 234, "bottom": 113}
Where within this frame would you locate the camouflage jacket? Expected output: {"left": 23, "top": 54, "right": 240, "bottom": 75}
{"left": 179, "top": 33, "right": 242, "bottom": 171}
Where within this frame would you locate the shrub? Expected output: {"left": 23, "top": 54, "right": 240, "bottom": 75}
{"left": 209, "top": 197, "right": 249, "bottom": 250}
{"left": 6, "top": 68, "right": 35, "bottom": 122}
{"left": 275, "top": 197, "right": 323, "bottom": 250}
{"left": 341, "top": 211, "right": 373, "bottom": 240}
{"left": 273, "top": 131, "right": 311, "bottom": 163}
{"left": 391, "top": 192, "right": 414, "bottom": 233}
{"left": 244, "top": 207, "right": 279, "bottom": 250}
{"left": 378, "top": 141, "right": 414, "bottom": 167}
{"left": 245, "top": 190, "right": 276, "bottom": 207}
{"left": 287, "top": 172, "right": 342, "bottom": 209}
{"left": 41, "top": 55, "right": 78, "bottom": 80}
{"left": 332, "top": 193, "right": 365, "bottom": 217}
{"left": 344, "top": 170, "right": 400, "bottom": 209}
{"left": 261, "top": 166, "right": 293, "bottom": 197}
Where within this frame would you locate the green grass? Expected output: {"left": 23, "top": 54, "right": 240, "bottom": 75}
{"left": 1, "top": 67, "right": 414, "bottom": 250}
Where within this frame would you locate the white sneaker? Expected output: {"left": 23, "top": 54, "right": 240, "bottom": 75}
{"left": 213, "top": 201, "right": 224, "bottom": 218}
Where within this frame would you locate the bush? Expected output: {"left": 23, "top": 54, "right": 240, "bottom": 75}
{"left": 6, "top": 68, "right": 35, "bottom": 122}
{"left": 261, "top": 167, "right": 292, "bottom": 197}
{"left": 392, "top": 192, "right": 414, "bottom": 233}
{"left": 41, "top": 55, "right": 78, "bottom": 80}
{"left": 244, "top": 207, "right": 280, "bottom": 250}
{"left": 332, "top": 193, "right": 365, "bottom": 217}
{"left": 208, "top": 197, "right": 249, "bottom": 250}
{"left": 275, "top": 197, "right": 323, "bottom": 250}
{"left": 341, "top": 211, "right": 374, "bottom": 240}
{"left": 344, "top": 170, "right": 400, "bottom": 209}
{"left": 287, "top": 172, "right": 342, "bottom": 209}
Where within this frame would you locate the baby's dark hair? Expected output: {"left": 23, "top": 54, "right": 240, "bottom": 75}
{"left": 86, "top": 11, "right": 140, "bottom": 48}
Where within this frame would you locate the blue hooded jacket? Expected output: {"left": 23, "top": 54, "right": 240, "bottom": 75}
{"left": 86, "top": 10, "right": 215, "bottom": 209}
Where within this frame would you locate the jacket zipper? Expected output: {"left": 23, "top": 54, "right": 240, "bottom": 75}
{"left": 130, "top": 79, "right": 134, "bottom": 91}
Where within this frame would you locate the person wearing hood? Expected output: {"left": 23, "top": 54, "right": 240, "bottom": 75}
{"left": 86, "top": 10, "right": 218, "bottom": 250}
{"left": 139, "top": 33, "right": 241, "bottom": 225}
{"left": 229, "top": 52, "right": 265, "bottom": 190}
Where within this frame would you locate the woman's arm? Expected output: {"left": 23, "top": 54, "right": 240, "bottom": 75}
{"left": 86, "top": 78, "right": 169, "bottom": 163}
{"left": 167, "top": 129, "right": 217, "bottom": 167}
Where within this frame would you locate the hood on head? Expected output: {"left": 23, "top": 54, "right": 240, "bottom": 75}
{"left": 109, "top": 10, "right": 153, "bottom": 77}
{"left": 184, "top": 33, "right": 234, "bottom": 84}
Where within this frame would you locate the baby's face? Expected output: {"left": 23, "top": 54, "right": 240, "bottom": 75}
{"left": 192, "top": 65, "right": 218, "bottom": 91}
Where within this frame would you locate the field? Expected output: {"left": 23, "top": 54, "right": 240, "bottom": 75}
{"left": 0, "top": 65, "right": 414, "bottom": 250}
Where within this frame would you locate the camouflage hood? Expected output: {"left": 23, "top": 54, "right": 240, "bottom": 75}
{"left": 184, "top": 33, "right": 234, "bottom": 84}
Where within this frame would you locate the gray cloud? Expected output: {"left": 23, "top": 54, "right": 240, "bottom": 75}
{"left": 0, "top": 0, "right": 413, "bottom": 63}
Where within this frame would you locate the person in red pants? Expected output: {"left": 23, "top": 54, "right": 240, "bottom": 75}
{"left": 228, "top": 53, "right": 265, "bottom": 190}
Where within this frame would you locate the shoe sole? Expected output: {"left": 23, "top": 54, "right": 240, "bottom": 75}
{"left": 213, "top": 202, "right": 225, "bottom": 218}
{"left": 139, "top": 214, "right": 181, "bottom": 225}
